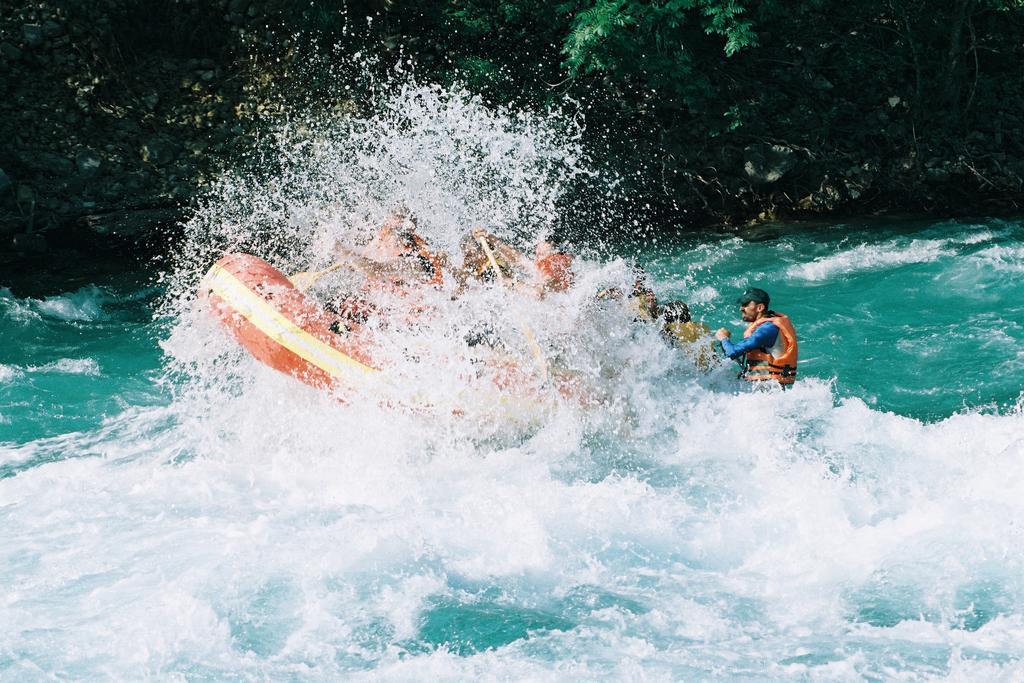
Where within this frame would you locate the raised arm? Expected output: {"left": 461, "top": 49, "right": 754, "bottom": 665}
{"left": 332, "top": 243, "right": 427, "bottom": 282}
{"left": 718, "top": 323, "right": 779, "bottom": 359}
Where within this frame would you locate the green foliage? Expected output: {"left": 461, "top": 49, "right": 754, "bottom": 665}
{"left": 699, "top": 0, "right": 756, "bottom": 56}
{"left": 199, "top": 0, "right": 1023, "bottom": 219}
{"left": 369, "top": 0, "right": 1023, "bottom": 217}
{"left": 558, "top": 0, "right": 756, "bottom": 111}
{"left": 561, "top": 0, "right": 756, "bottom": 73}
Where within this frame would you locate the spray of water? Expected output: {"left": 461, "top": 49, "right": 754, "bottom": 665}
{"left": 158, "top": 73, "right": 684, "bottom": 438}
{"left": 3, "top": 69, "right": 1024, "bottom": 679}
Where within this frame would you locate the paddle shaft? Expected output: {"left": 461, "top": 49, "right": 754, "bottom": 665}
{"left": 475, "top": 234, "right": 549, "bottom": 382}
{"left": 289, "top": 261, "right": 348, "bottom": 292}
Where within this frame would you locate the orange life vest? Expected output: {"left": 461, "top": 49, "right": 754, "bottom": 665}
{"left": 535, "top": 253, "right": 574, "bottom": 291}
{"left": 742, "top": 312, "right": 798, "bottom": 384}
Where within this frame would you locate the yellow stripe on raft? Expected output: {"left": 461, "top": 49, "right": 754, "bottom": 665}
{"left": 203, "top": 262, "right": 378, "bottom": 378}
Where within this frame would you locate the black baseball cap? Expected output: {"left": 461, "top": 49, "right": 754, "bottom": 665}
{"left": 737, "top": 287, "right": 770, "bottom": 306}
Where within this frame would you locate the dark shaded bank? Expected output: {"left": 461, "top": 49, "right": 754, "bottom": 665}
{"left": 1, "top": 0, "right": 1022, "bottom": 260}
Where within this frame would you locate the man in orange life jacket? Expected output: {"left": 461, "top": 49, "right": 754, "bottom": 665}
{"left": 715, "top": 287, "right": 799, "bottom": 386}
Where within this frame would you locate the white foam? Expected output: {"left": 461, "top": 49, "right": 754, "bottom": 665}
{"left": 0, "top": 363, "right": 23, "bottom": 383}
{"left": 5, "top": 358, "right": 1023, "bottom": 679}
{"left": 33, "top": 285, "right": 116, "bottom": 322}
{"left": 957, "top": 229, "right": 997, "bottom": 245}
{"left": 787, "top": 239, "right": 953, "bottom": 281}
{"left": 0, "top": 286, "right": 41, "bottom": 323}
{"left": 971, "top": 245, "right": 1024, "bottom": 273}
{"left": 4, "top": 78, "right": 1022, "bottom": 680}
{"left": 27, "top": 358, "right": 102, "bottom": 376}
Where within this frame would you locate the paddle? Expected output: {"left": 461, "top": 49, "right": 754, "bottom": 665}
{"left": 475, "top": 232, "right": 549, "bottom": 383}
{"left": 288, "top": 261, "right": 348, "bottom": 293}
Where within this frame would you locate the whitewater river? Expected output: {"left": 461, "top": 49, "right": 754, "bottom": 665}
{"left": 2, "top": 87, "right": 1023, "bottom": 680}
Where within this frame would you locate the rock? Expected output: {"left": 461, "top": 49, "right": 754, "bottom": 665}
{"left": 0, "top": 168, "right": 11, "bottom": 194}
{"left": 21, "top": 24, "right": 45, "bottom": 48}
{"left": 13, "top": 232, "right": 47, "bottom": 253}
{"left": 16, "top": 184, "right": 35, "bottom": 206}
{"left": 80, "top": 207, "right": 180, "bottom": 238}
{"left": 812, "top": 75, "right": 834, "bottom": 90}
{"left": 925, "top": 166, "right": 951, "bottom": 184}
{"left": 76, "top": 150, "right": 102, "bottom": 176}
{"left": 41, "top": 20, "right": 63, "bottom": 38}
{"left": 743, "top": 144, "right": 799, "bottom": 185}
{"left": 101, "top": 181, "right": 124, "bottom": 200}
{"left": 140, "top": 140, "right": 179, "bottom": 165}
{"left": 795, "top": 175, "right": 847, "bottom": 211}
{"left": 0, "top": 42, "right": 22, "bottom": 61}
{"left": 820, "top": 182, "right": 843, "bottom": 205}
{"left": 33, "top": 152, "right": 75, "bottom": 176}
{"left": 0, "top": 213, "right": 18, "bottom": 236}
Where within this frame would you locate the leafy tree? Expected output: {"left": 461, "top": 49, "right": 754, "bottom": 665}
{"left": 298, "top": 0, "right": 1024, "bottom": 217}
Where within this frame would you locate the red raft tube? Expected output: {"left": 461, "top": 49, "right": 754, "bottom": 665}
{"left": 199, "top": 253, "right": 379, "bottom": 393}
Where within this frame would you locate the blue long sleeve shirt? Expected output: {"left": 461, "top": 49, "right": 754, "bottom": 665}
{"left": 720, "top": 322, "right": 778, "bottom": 360}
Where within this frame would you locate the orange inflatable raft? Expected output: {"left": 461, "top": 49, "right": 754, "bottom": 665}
{"left": 200, "top": 253, "right": 379, "bottom": 392}
{"left": 200, "top": 253, "right": 573, "bottom": 424}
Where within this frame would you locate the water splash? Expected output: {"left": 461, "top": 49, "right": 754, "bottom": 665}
{"left": 26, "top": 358, "right": 102, "bottom": 376}
{"left": 164, "top": 81, "right": 595, "bottom": 294}
{"left": 4, "top": 70, "right": 1024, "bottom": 679}
{"left": 786, "top": 238, "right": 954, "bottom": 281}
{"left": 159, "top": 76, "right": 659, "bottom": 439}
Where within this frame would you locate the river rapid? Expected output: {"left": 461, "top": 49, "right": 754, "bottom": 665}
{"left": 2, "top": 84, "right": 1023, "bottom": 680}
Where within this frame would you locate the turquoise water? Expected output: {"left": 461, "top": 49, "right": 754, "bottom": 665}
{"left": 0, "top": 268, "right": 166, "bottom": 447}
{"left": 2, "top": 85, "right": 1023, "bottom": 679}
{"left": 643, "top": 218, "right": 1024, "bottom": 420}
{"left": 2, "top": 217, "right": 1023, "bottom": 680}
{"left": 5, "top": 218, "right": 1021, "bottom": 444}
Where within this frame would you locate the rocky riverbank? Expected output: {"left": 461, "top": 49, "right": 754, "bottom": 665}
{"left": 0, "top": 0, "right": 311, "bottom": 257}
{"left": 1, "top": 1, "right": 1021, "bottom": 260}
